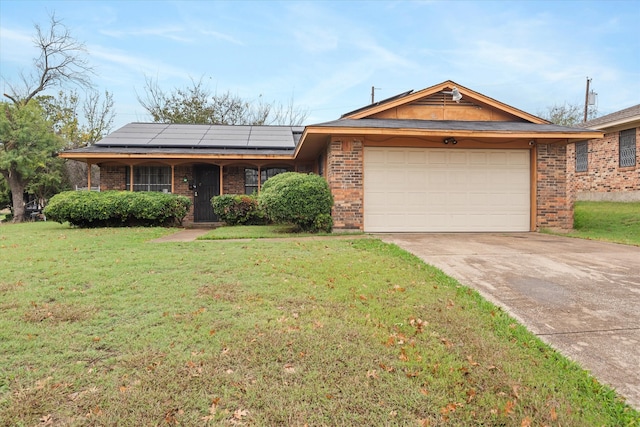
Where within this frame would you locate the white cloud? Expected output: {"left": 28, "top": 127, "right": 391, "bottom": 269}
{"left": 200, "top": 29, "right": 244, "bottom": 46}
{"left": 100, "top": 26, "right": 193, "bottom": 43}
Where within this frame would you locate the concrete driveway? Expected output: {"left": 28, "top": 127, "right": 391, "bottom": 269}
{"left": 378, "top": 233, "right": 640, "bottom": 409}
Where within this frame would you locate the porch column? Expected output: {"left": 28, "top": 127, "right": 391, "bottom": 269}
{"left": 87, "top": 161, "right": 92, "bottom": 191}
{"left": 171, "top": 164, "right": 175, "bottom": 193}
{"left": 219, "top": 165, "right": 224, "bottom": 195}
{"left": 129, "top": 165, "right": 134, "bottom": 191}
{"left": 257, "top": 166, "right": 262, "bottom": 192}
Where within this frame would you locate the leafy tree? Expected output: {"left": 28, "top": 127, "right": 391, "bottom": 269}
{"left": 539, "top": 102, "right": 598, "bottom": 126}
{"left": 138, "top": 76, "right": 308, "bottom": 126}
{"left": 37, "top": 90, "right": 114, "bottom": 194}
{"left": 0, "top": 101, "right": 63, "bottom": 218}
{"left": 0, "top": 14, "right": 97, "bottom": 222}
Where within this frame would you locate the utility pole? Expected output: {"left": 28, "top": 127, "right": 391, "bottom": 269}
{"left": 371, "top": 86, "right": 380, "bottom": 104}
{"left": 583, "top": 77, "right": 591, "bottom": 123}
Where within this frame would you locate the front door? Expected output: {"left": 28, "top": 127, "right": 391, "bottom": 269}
{"left": 193, "top": 165, "right": 220, "bottom": 222}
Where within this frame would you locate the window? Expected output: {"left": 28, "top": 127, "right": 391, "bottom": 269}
{"left": 244, "top": 167, "right": 291, "bottom": 194}
{"left": 575, "top": 141, "right": 588, "bottom": 172}
{"left": 620, "top": 129, "right": 637, "bottom": 168}
{"left": 125, "top": 166, "right": 171, "bottom": 192}
{"left": 244, "top": 168, "right": 259, "bottom": 195}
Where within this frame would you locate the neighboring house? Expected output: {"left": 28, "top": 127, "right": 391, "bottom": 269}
{"left": 60, "top": 80, "right": 601, "bottom": 232}
{"left": 568, "top": 104, "right": 640, "bottom": 202}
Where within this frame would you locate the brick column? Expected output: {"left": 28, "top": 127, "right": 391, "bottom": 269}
{"left": 536, "top": 143, "right": 573, "bottom": 230}
{"left": 326, "top": 137, "right": 364, "bottom": 230}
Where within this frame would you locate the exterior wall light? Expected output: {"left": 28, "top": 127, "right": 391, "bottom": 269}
{"left": 443, "top": 137, "right": 457, "bottom": 145}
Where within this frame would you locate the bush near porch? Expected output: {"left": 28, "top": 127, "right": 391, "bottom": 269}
{"left": 211, "top": 194, "right": 267, "bottom": 226}
{"left": 258, "top": 172, "right": 333, "bottom": 233}
{"left": 44, "top": 191, "right": 191, "bottom": 227}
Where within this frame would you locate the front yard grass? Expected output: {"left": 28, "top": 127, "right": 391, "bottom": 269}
{"left": 198, "top": 224, "right": 363, "bottom": 240}
{"left": 1, "top": 222, "right": 638, "bottom": 426}
{"left": 565, "top": 201, "right": 640, "bottom": 246}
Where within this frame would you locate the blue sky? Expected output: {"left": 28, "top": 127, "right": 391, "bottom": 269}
{"left": 1, "top": 0, "right": 639, "bottom": 130}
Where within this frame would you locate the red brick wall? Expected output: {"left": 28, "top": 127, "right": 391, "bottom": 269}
{"left": 536, "top": 144, "right": 573, "bottom": 230}
{"left": 223, "top": 167, "right": 245, "bottom": 194}
{"left": 326, "top": 137, "right": 364, "bottom": 230}
{"left": 100, "top": 166, "right": 127, "bottom": 190}
{"left": 567, "top": 127, "right": 640, "bottom": 201}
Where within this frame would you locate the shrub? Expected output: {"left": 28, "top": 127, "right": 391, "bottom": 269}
{"left": 211, "top": 194, "right": 267, "bottom": 225}
{"left": 258, "top": 172, "right": 333, "bottom": 232}
{"left": 44, "top": 191, "right": 191, "bottom": 227}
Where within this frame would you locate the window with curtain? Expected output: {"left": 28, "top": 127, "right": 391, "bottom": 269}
{"left": 125, "top": 166, "right": 172, "bottom": 192}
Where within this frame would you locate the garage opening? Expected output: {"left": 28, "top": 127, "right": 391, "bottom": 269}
{"left": 364, "top": 147, "right": 530, "bottom": 232}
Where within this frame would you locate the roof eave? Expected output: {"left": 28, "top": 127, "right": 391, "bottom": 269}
{"left": 302, "top": 125, "right": 602, "bottom": 140}
{"left": 59, "top": 152, "right": 296, "bottom": 161}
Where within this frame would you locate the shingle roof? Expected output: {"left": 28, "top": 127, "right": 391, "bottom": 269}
{"left": 581, "top": 104, "right": 640, "bottom": 129}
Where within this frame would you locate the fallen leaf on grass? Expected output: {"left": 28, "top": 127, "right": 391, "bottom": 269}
{"left": 233, "top": 408, "right": 249, "bottom": 420}
{"left": 466, "top": 355, "right": 479, "bottom": 366}
{"left": 521, "top": 416, "right": 532, "bottom": 427}
{"left": 398, "top": 347, "right": 409, "bottom": 362}
{"left": 39, "top": 414, "right": 53, "bottom": 425}
{"left": 550, "top": 406, "right": 558, "bottom": 421}
{"left": 466, "top": 389, "right": 476, "bottom": 403}
{"left": 504, "top": 400, "right": 516, "bottom": 416}
{"left": 201, "top": 398, "right": 220, "bottom": 422}
{"left": 512, "top": 384, "right": 521, "bottom": 399}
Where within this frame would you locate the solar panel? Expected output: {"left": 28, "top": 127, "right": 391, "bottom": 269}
{"left": 95, "top": 123, "right": 299, "bottom": 148}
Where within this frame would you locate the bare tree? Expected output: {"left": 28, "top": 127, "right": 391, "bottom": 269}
{"left": 1, "top": 13, "right": 94, "bottom": 222}
{"left": 539, "top": 102, "right": 598, "bottom": 127}
{"left": 137, "top": 76, "right": 308, "bottom": 126}
{"left": 83, "top": 90, "right": 115, "bottom": 145}
{"left": 3, "top": 13, "right": 93, "bottom": 106}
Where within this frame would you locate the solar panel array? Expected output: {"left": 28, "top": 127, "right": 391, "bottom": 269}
{"left": 96, "top": 123, "right": 303, "bottom": 149}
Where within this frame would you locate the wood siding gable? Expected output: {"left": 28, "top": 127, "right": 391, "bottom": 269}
{"left": 343, "top": 80, "right": 548, "bottom": 124}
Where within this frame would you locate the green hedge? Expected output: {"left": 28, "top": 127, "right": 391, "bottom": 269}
{"left": 43, "top": 191, "right": 191, "bottom": 227}
{"left": 258, "top": 172, "right": 333, "bottom": 233}
{"left": 211, "top": 194, "right": 267, "bottom": 225}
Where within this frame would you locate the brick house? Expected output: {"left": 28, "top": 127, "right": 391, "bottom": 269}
{"left": 567, "top": 104, "right": 640, "bottom": 202}
{"left": 61, "top": 81, "right": 601, "bottom": 232}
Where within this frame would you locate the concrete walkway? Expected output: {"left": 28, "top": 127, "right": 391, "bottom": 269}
{"left": 378, "top": 233, "right": 640, "bottom": 409}
{"left": 151, "top": 228, "right": 211, "bottom": 242}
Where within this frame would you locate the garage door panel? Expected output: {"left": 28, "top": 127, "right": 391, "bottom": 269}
{"left": 364, "top": 147, "right": 530, "bottom": 232}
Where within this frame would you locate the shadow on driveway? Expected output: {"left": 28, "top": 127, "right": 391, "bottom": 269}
{"left": 379, "top": 232, "right": 640, "bottom": 409}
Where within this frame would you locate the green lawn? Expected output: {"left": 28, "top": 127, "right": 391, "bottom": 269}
{"left": 564, "top": 201, "right": 640, "bottom": 246}
{"left": 0, "top": 223, "right": 637, "bottom": 426}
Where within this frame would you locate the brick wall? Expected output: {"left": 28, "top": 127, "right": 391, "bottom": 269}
{"left": 223, "top": 167, "right": 245, "bottom": 194}
{"left": 174, "top": 166, "right": 194, "bottom": 223}
{"left": 100, "top": 166, "right": 127, "bottom": 190}
{"left": 326, "top": 137, "right": 364, "bottom": 230}
{"left": 536, "top": 144, "right": 573, "bottom": 230}
{"left": 567, "top": 127, "right": 640, "bottom": 201}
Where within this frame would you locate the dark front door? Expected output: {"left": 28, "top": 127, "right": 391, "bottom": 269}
{"left": 193, "top": 165, "right": 220, "bottom": 222}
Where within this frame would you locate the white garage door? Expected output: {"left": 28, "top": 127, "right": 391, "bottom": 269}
{"left": 364, "top": 147, "right": 530, "bottom": 232}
